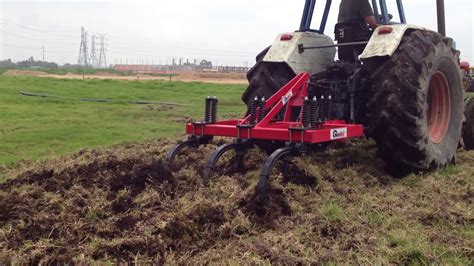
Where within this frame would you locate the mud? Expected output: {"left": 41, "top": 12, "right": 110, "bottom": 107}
{"left": 0, "top": 139, "right": 472, "bottom": 264}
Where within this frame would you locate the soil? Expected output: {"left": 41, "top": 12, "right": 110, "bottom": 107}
{"left": 3, "top": 70, "right": 49, "bottom": 76}
{"left": 0, "top": 138, "right": 472, "bottom": 264}
{"left": 3, "top": 70, "right": 248, "bottom": 84}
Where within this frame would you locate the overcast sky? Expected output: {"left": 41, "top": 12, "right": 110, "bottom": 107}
{"left": 0, "top": 0, "right": 473, "bottom": 66}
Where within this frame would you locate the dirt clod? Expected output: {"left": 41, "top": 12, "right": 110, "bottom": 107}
{"left": 0, "top": 138, "right": 472, "bottom": 264}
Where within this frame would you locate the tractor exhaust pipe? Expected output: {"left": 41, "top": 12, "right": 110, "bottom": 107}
{"left": 437, "top": 0, "right": 446, "bottom": 36}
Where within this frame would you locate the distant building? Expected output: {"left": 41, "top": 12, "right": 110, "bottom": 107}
{"left": 114, "top": 65, "right": 170, "bottom": 74}
{"left": 114, "top": 59, "right": 248, "bottom": 74}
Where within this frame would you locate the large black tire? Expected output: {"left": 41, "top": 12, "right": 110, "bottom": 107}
{"left": 241, "top": 48, "right": 296, "bottom": 108}
{"left": 366, "top": 30, "right": 464, "bottom": 172}
{"left": 462, "top": 97, "right": 474, "bottom": 150}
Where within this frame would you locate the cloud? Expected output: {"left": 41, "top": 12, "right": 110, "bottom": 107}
{"left": 1, "top": 0, "right": 472, "bottom": 65}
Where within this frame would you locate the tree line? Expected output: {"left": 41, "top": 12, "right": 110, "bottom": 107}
{"left": 0, "top": 57, "right": 58, "bottom": 69}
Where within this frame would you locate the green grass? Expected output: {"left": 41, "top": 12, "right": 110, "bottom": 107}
{"left": 1, "top": 67, "right": 142, "bottom": 76}
{"left": 0, "top": 75, "right": 246, "bottom": 169}
{"left": 36, "top": 67, "right": 132, "bottom": 76}
{"left": 319, "top": 201, "right": 343, "bottom": 222}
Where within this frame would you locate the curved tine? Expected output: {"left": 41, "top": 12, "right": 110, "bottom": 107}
{"left": 203, "top": 143, "right": 242, "bottom": 186}
{"left": 257, "top": 146, "right": 299, "bottom": 194}
{"left": 163, "top": 140, "right": 197, "bottom": 175}
{"left": 232, "top": 147, "right": 246, "bottom": 173}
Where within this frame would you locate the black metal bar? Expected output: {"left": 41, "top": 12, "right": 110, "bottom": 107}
{"left": 304, "top": 0, "right": 316, "bottom": 30}
{"left": 379, "top": 0, "right": 389, "bottom": 24}
{"left": 298, "top": 41, "right": 369, "bottom": 53}
{"left": 164, "top": 136, "right": 211, "bottom": 176}
{"left": 437, "top": 0, "right": 446, "bottom": 36}
{"left": 202, "top": 142, "right": 244, "bottom": 186}
{"left": 396, "top": 0, "right": 406, "bottom": 24}
{"left": 371, "top": 0, "right": 381, "bottom": 24}
{"left": 299, "top": 0, "right": 312, "bottom": 31}
{"left": 163, "top": 140, "right": 197, "bottom": 176}
{"left": 319, "top": 0, "right": 332, "bottom": 33}
{"left": 256, "top": 146, "right": 299, "bottom": 194}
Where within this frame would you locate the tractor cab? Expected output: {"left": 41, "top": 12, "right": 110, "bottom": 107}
{"left": 299, "top": 0, "right": 406, "bottom": 33}
{"left": 299, "top": 0, "right": 407, "bottom": 62}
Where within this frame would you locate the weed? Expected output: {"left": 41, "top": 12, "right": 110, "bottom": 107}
{"left": 319, "top": 201, "right": 343, "bottom": 222}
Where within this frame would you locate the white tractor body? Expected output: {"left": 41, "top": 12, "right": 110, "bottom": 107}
{"left": 360, "top": 24, "right": 424, "bottom": 59}
{"left": 263, "top": 31, "right": 336, "bottom": 75}
{"left": 262, "top": 25, "right": 427, "bottom": 76}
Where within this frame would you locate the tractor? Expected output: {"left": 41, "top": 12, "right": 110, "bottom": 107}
{"left": 166, "top": 0, "right": 472, "bottom": 194}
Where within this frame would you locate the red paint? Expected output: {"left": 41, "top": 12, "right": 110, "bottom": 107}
{"left": 185, "top": 73, "right": 364, "bottom": 144}
{"left": 378, "top": 26, "right": 393, "bottom": 35}
{"left": 280, "top": 34, "right": 293, "bottom": 41}
{"left": 427, "top": 71, "right": 451, "bottom": 144}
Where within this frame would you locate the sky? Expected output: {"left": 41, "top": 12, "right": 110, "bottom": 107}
{"left": 0, "top": 0, "right": 473, "bottom": 66}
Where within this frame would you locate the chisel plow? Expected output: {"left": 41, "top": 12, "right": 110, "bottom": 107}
{"left": 164, "top": 72, "right": 364, "bottom": 194}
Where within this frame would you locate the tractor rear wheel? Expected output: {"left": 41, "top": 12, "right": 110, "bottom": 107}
{"left": 366, "top": 30, "right": 464, "bottom": 172}
{"left": 242, "top": 48, "right": 295, "bottom": 109}
{"left": 462, "top": 97, "right": 474, "bottom": 150}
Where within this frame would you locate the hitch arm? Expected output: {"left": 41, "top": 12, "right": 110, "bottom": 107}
{"left": 298, "top": 41, "right": 369, "bottom": 54}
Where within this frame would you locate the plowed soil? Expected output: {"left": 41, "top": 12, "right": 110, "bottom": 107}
{"left": 0, "top": 139, "right": 472, "bottom": 264}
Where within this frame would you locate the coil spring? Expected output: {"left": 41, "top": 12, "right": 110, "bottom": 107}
{"left": 249, "top": 96, "right": 259, "bottom": 124}
{"left": 204, "top": 96, "right": 212, "bottom": 123}
{"left": 310, "top": 96, "right": 319, "bottom": 129}
{"left": 325, "top": 95, "right": 332, "bottom": 121}
{"left": 318, "top": 95, "right": 325, "bottom": 122}
{"left": 210, "top": 96, "right": 218, "bottom": 123}
{"left": 302, "top": 97, "right": 311, "bottom": 128}
{"left": 257, "top": 97, "right": 266, "bottom": 122}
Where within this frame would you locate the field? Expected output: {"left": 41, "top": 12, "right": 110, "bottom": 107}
{"left": 0, "top": 75, "right": 473, "bottom": 264}
{"left": 0, "top": 75, "right": 245, "bottom": 175}
{"left": 2, "top": 69, "right": 248, "bottom": 84}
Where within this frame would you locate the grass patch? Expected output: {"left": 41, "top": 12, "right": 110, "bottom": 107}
{"left": 0, "top": 75, "right": 246, "bottom": 173}
{"left": 319, "top": 201, "right": 343, "bottom": 222}
{"left": 437, "top": 164, "right": 460, "bottom": 177}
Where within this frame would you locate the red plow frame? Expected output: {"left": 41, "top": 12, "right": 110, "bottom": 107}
{"left": 165, "top": 72, "right": 364, "bottom": 193}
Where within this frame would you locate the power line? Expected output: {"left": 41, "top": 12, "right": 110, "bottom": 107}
{"left": 0, "top": 30, "right": 76, "bottom": 43}
{"left": 0, "top": 30, "right": 45, "bottom": 41}
{"left": 89, "top": 34, "right": 98, "bottom": 67}
{"left": 0, "top": 18, "right": 78, "bottom": 38}
{"left": 77, "top": 26, "right": 89, "bottom": 66}
{"left": 98, "top": 34, "right": 107, "bottom": 68}
{"left": 1, "top": 43, "right": 41, "bottom": 50}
